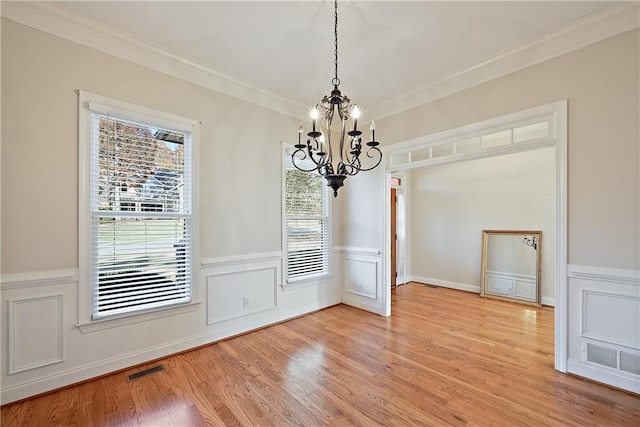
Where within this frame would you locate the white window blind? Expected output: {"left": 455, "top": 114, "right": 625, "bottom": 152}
{"left": 285, "top": 153, "right": 331, "bottom": 282}
{"left": 89, "top": 112, "right": 193, "bottom": 319}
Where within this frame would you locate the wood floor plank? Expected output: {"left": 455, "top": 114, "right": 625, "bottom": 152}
{"left": 2, "top": 283, "right": 639, "bottom": 426}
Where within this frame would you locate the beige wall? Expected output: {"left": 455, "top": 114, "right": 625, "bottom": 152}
{"left": 409, "top": 147, "right": 556, "bottom": 301}
{"left": 1, "top": 19, "right": 347, "bottom": 403}
{"left": 378, "top": 29, "right": 640, "bottom": 270}
{"left": 1, "top": 19, "right": 299, "bottom": 273}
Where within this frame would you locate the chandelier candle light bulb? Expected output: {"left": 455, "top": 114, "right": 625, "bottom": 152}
{"left": 311, "top": 107, "right": 319, "bottom": 133}
{"left": 291, "top": 0, "right": 382, "bottom": 197}
{"left": 352, "top": 106, "right": 360, "bottom": 132}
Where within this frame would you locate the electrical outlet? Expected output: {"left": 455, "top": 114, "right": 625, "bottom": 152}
{"left": 243, "top": 297, "right": 251, "bottom": 308}
{"left": 357, "top": 282, "right": 362, "bottom": 292}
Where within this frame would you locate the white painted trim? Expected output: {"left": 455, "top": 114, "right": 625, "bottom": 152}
{"left": 3, "top": 2, "right": 636, "bottom": 121}
{"left": 411, "top": 276, "right": 555, "bottom": 307}
{"left": 555, "top": 100, "right": 569, "bottom": 373}
{"left": 382, "top": 101, "right": 561, "bottom": 170}
{"left": 542, "top": 296, "right": 556, "bottom": 307}
{"left": 343, "top": 256, "right": 379, "bottom": 300}
{"left": 569, "top": 264, "right": 640, "bottom": 286}
{"left": 386, "top": 100, "right": 568, "bottom": 372}
{"left": 77, "top": 91, "right": 200, "bottom": 329}
{"left": 0, "top": 297, "right": 341, "bottom": 404}
{"left": 341, "top": 294, "right": 384, "bottom": 315}
{"left": 205, "top": 261, "right": 279, "bottom": 325}
{"left": 0, "top": 269, "right": 78, "bottom": 290}
{"left": 486, "top": 270, "right": 536, "bottom": 282}
{"left": 8, "top": 295, "right": 64, "bottom": 374}
{"left": 200, "top": 252, "right": 282, "bottom": 269}
{"left": 411, "top": 276, "right": 481, "bottom": 294}
{"left": 580, "top": 289, "right": 640, "bottom": 350}
{"left": 567, "top": 359, "right": 640, "bottom": 395}
{"left": 1, "top": 1, "right": 305, "bottom": 119}
{"left": 76, "top": 301, "right": 202, "bottom": 334}
{"left": 369, "top": 2, "right": 640, "bottom": 119}
{"left": 334, "top": 246, "right": 381, "bottom": 257}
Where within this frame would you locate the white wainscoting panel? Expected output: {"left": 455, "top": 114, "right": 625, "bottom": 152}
{"left": 344, "top": 255, "right": 378, "bottom": 299}
{"left": 337, "top": 247, "right": 383, "bottom": 314}
{"left": 582, "top": 290, "right": 639, "bottom": 348}
{"left": 205, "top": 255, "right": 280, "bottom": 325}
{"left": 567, "top": 264, "right": 640, "bottom": 394}
{"left": 486, "top": 271, "right": 537, "bottom": 302}
{"left": 8, "top": 295, "right": 64, "bottom": 374}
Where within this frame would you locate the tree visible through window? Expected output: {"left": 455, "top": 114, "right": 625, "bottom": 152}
{"left": 90, "top": 113, "right": 192, "bottom": 319}
{"left": 285, "top": 163, "right": 330, "bottom": 282}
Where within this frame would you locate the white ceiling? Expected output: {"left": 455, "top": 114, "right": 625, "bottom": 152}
{"left": 30, "top": 1, "right": 623, "bottom": 116}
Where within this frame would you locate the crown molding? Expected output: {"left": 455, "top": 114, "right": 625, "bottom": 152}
{"left": 1, "top": 1, "right": 307, "bottom": 119}
{"left": 2, "top": 2, "right": 638, "bottom": 122}
{"left": 368, "top": 1, "right": 640, "bottom": 120}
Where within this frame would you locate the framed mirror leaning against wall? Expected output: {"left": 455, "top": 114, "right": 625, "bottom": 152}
{"left": 480, "top": 230, "right": 542, "bottom": 307}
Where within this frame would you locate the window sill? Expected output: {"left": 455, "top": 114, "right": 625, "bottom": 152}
{"left": 76, "top": 301, "right": 201, "bottom": 334}
{"left": 282, "top": 274, "right": 333, "bottom": 291}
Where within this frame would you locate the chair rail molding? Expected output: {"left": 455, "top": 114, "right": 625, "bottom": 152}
{"left": 200, "top": 251, "right": 282, "bottom": 269}
{"left": 568, "top": 264, "right": 640, "bottom": 286}
{"left": 1, "top": 269, "right": 79, "bottom": 290}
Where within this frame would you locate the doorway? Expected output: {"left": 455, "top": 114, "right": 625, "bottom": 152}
{"left": 390, "top": 177, "right": 406, "bottom": 288}
{"left": 382, "top": 100, "right": 567, "bottom": 372}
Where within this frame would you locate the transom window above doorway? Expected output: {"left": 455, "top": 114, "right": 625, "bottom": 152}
{"left": 387, "top": 105, "right": 558, "bottom": 171}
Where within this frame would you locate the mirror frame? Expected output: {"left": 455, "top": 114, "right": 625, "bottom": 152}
{"left": 480, "top": 230, "right": 542, "bottom": 307}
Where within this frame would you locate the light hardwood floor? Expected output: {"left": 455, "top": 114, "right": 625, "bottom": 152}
{"left": 2, "top": 283, "right": 639, "bottom": 426}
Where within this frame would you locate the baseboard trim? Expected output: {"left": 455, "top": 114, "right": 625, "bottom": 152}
{"left": 567, "top": 359, "right": 640, "bottom": 395}
{"left": 410, "top": 276, "right": 480, "bottom": 294}
{"left": 541, "top": 296, "right": 556, "bottom": 307}
{"left": 410, "top": 276, "right": 556, "bottom": 306}
{"left": 341, "top": 293, "right": 383, "bottom": 315}
{"left": 0, "top": 297, "right": 340, "bottom": 404}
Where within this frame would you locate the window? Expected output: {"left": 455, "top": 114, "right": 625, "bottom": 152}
{"left": 79, "top": 92, "right": 197, "bottom": 321}
{"left": 284, "top": 147, "right": 331, "bottom": 283}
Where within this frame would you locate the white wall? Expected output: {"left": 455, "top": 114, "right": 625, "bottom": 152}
{"left": 338, "top": 169, "right": 386, "bottom": 313}
{"left": 409, "top": 147, "right": 556, "bottom": 303}
{"left": 0, "top": 19, "right": 343, "bottom": 403}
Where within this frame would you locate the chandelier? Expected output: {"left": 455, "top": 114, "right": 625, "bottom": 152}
{"left": 292, "top": 0, "right": 382, "bottom": 197}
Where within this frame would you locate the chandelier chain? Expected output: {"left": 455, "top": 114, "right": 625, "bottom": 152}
{"left": 291, "top": 0, "right": 382, "bottom": 197}
{"left": 332, "top": 0, "right": 340, "bottom": 87}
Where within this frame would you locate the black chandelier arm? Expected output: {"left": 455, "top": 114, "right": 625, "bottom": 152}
{"left": 291, "top": 150, "right": 320, "bottom": 173}
{"left": 352, "top": 146, "right": 383, "bottom": 172}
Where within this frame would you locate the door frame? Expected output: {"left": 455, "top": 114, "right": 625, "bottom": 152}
{"left": 381, "top": 100, "right": 568, "bottom": 372}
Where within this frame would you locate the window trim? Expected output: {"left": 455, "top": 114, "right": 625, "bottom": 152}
{"left": 78, "top": 91, "right": 199, "bottom": 330}
{"left": 281, "top": 143, "right": 332, "bottom": 290}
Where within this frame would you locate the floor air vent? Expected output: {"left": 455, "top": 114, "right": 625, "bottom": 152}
{"left": 620, "top": 351, "right": 640, "bottom": 376}
{"left": 586, "top": 343, "right": 617, "bottom": 369}
{"left": 126, "top": 364, "right": 165, "bottom": 382}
